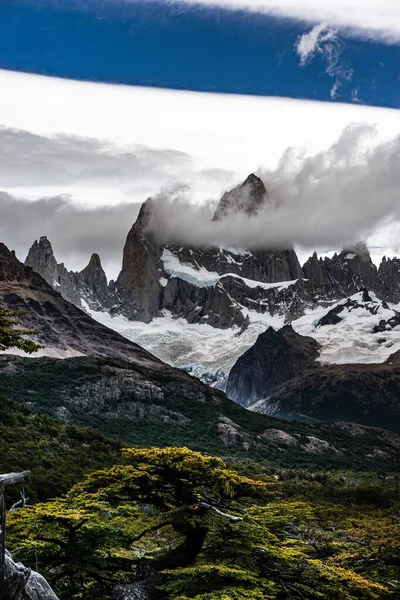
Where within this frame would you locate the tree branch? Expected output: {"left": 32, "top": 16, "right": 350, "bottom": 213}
{"left": 199, "top": 502, "right": 243, "bottom": 522}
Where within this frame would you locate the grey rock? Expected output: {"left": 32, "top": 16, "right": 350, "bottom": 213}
{"left": 25, "top": 237, "right": 115, "bottom": 312}
{"left": 378, "top": 255, "right": 400, "bottom": 303}
{"left": 213, "top": 173, "right": 268, "bottom": 220}
{"left": 4, "top": 551, "right": 59, "bottom": 600}
{"left": 114, "top": 199, "right": 163, "bottom": 322}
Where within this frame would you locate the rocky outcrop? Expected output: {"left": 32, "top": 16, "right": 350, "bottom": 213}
{"left": 114, "top": 200, "right": 163, "bottom": 322}
{"left": 251, "top": 356, "right": 400, "bottom": 434}
{"left": 302, "top": 243, "right": 397, "bottom": 303}
{"left": 4, "top": 551, "right": 59, "bottom": 600}
{"left": 75, "top": 252, "right": 115, "bottom": 310}
{"left": 226, "top": 325, "right": 321, "bottom": 407}
{"left": 378, "top": 256, "right": 400, "bottom": 304}
{"left": 163, "top": 276, "right": 248, "bottom": 329}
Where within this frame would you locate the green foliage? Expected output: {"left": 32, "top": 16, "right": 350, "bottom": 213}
{"left": 1, "top": 355, "right": 398, "bottom": 472}
{"left": 0, "top": 396, "right": 122, "bottom": 503}
{"left": 8, "top": 448, "right": 397, "bottom": 600}
{"left": 0, "top": 305, "right": 42, "bottom": 353}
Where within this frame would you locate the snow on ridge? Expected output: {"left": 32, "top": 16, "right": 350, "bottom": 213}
{"left": 292, "top": 292, "right": 400, "bottom": 365}
{"left": 161, "top": 248, "right": 298, "bottom": 291}
{"left": 1, "top": 346, "right": 85, "bottom": 360}
{"left": 162, "top": 249, "right": 220, "bottom": 288}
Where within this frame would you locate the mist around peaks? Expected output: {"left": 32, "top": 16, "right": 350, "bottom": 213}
{"left": 145, "top": 124, "right": 400, "bottom": 253}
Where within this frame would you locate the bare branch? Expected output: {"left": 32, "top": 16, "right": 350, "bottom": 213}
{"left": 199, "top": 502, "right": 243, "bottom": 522}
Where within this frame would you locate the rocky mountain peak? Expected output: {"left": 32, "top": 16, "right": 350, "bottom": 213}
{"left": 24, "top": 238, "right": 116, "bottom": 311}
{"left": 78, "top": 253, "right": 113, "bottom": 309}
{"left": 226, "top": 324, "right": 321, "bottom": 407}
{"left": 25, "top": 236, "right": 59, "bottom": 286}
{"left": 87, "top": 252, "right": 102, "bottom": 268}
{"left": 213, "top": 173, "right": 267, "bottom": 220}
{"left": 114, "top": 201, "right": 162, "bottom": 322}
{"left": 135, "top": 198, "right": 155, "bottom": 234}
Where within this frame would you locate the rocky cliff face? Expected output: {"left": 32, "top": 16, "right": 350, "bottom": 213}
{"left": 302, "top": 243, "right": 400, "bottom": 304}
{"left": 24, "top": 174, "right": 305, "bottom": 329}
{"left": 226, "top": 325, "right": 321, "bottom": 407}
{"left": 25, "top": 237, "right": 115, "bottom": 312}
{"left": 251, "top": 357, "right": 400, "bottom": 434}
{"left": 114, "top": 199, "right": 163, "bottom": 322}
{"left": 24, "top": 177, "right": 400, "bottom": 333}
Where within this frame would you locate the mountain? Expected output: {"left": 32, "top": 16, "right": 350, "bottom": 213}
{"left": 23, "top": 174, "right": 400, "bottom": 391}
{"left": 1, "top": 242, "right": 399, "bottom": 469}
{"left": 251, "top": 356, "right": 400, "bottom": 433}
{"left": 226, "top": 325, "right": 321, "bottom": 407}
{"left": 225, "top": 292, "right": 400, "bottom": 432}
{"left": 25, "top": 236, "right": 116, "bottom": 311}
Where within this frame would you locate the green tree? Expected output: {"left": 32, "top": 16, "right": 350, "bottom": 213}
{"left": 0, "top": 305, "right": 42, "bottom": 353}
{"left": 8, "top": 448, "right": 391, "bottom": 600}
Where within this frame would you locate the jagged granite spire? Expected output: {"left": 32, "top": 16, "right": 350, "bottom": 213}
{"left": 213, "top": 173, "right": 268, "bottom": 221}
{"left": 25, "top": 238, "right": 115, "bottom": 311}
{"left": 25, "top": 237, "right": 82, "bottom": 306}
{"left": 114, "top": 199, "right": 163, "bottom": 322}
{"left": 78, "top": 253, "right": 113, "bottom": 309}
{"left": 25, "top": 236, "right": 59, "bottom": 288}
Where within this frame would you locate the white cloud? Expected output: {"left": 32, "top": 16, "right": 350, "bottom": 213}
{"left": 0, "top": 70, "right": 399, "bottom": 182}
{"left": 296, "top": 23, "right": 335, "bottom": 65}
{"left": 295, "top": 23, "right": 353, "bottom": 100}
{"left": 176, "top": 0, "right": 400, "bottom": 43}
{"left": 1, "top": 69, "right": 400, "bottom": 272}
{"left": 145, "top": 124, "right": 400, "bottom": 254}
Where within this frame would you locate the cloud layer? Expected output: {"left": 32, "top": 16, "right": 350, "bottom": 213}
{"left": 3, "top": 125, "right": 400, "bottom": 279}
{"left": 0, "top": 126, "right": 233, "bottom": 206}
{"left": 146, "top": 124, "right": 400, "bottom": 254}
{"left": 2, "top": 71, "right": 400, "bottom": 275}
{"left": 0, "top": 192, "right": 142, "bottom": 278}
{"left": 178, "top": 0, "right": 400, "bottom": 43}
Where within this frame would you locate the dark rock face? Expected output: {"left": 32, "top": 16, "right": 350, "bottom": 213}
{"left": 25, "top": 236, "right": 82, "bottom": 307}
{"left": 226, "top": 325, "right": 321, "bottom": 407}
{"left": 163, "top": 276, "right": 248, "bottom": 329}
{"left": 302, "top": 243, "right": 400, "bottom": 304}
{"left": 378, "top": 256, "right": 400, "bottom": 304}
{"left": 252, "top": 358, "right": 400, "bottom": 434}
{"left": 213, "top": 173, "right": 267, "bottom": 220}
{"left": 25, "top": 237, "right": 115, "bottom": 312}
{"left": 76, "top": 252, "right": 115, "bottom": 310}
{"left": 114, "top": 200, "right": 163, "bottom": 322}
{"left": 169, "top": 245, "right": 302, "bottom": 284}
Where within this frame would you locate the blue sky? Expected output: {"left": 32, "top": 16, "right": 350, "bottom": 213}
{"left": 0, "top": 0, "right": 399, "bottom": 108}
